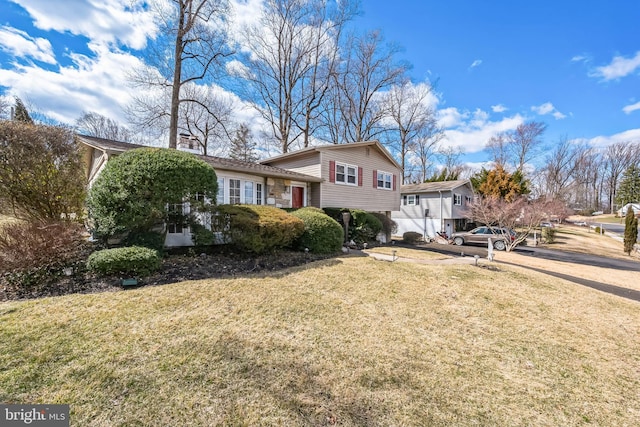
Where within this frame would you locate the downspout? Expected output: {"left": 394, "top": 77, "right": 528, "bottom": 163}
{"left": 438, "top": 190, "right": 443, "bottom": 233}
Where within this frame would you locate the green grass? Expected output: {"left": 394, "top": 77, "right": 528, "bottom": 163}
{"left": 1, "top": 256, "right": 640, "bottom": 426}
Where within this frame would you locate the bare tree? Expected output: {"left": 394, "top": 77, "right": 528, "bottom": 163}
{"left": 178, "top": 83, "right": 234, "bottom": 156}
{"left": 411, "top": 118, "right": 445, "bottom": 182}
{"left": 129, "top": 0, "right": 232, "bottom": 148}
{"left": 465, "top": 196, "right": 552, "bottom": 252}
{"left": 539, "top": 136, "right": 581, "bottom": 200}
{"left": 602, "top": 141, "right": 637, "bottom": 213}
{"left": 485, "top": 132, "right": 509, "bottom": 167}
{"left": 324, "top": 30, "right": 408, "bottom": 144}
{"left": 382, "top": 79, "right": 440, "bottom": 183}
{"left": 508, "top": 121, "right": 547, "bottom": 172}
{"left": 76, "top": 111, "right": 131, "bottom": 141}
{"left": 238, "top": 0, "right": 356, "bottom": 153}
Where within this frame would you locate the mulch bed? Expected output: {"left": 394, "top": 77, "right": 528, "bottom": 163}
{"left": 1, "top": 249, "right": 337, "bottom": 302}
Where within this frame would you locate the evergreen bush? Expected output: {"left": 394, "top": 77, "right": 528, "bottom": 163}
{"left": 86, "top": 246, "right": 161, "bottom": 277}
{"left": 402, "top": 231, "right": 423, "bottom": 244}
{"left": 291, "top": 207, "right": 343, "bottom": 253}
{"left": 87, "top": 148, "right": 217, "bottom": 240}
{"left": 322, "top": 208, "right": 383, "bottom": 244}
{"left": 624, "top": 207, "right": 638, "bottom": 255}
{"left": 213, "top": 205, "right": 304, "bottom": 254}
{"left": 542, "top": 227, "right": 556, "bottom": 243}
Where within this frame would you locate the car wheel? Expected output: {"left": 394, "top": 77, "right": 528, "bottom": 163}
{"left": 453, "top": 237, "right": 464, "bottom": 246}
{"left": 494, "top": 240, "right": 506, "bottom": 251}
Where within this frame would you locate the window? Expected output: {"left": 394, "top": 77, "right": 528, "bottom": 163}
{"left": 377, "top": 171, "right": 393, "bottom": 190}
{"left": 167, "top": 203, "right": 185, "bottom": 234}
{"left": 217, "top": 178, "right": 225, "bottom": 204}
{"left": 465, "top": 195, "right": 473, "bottom": 204}
{"left": 336, "top": 162, "right": 357, "bottom": 185}
{"left": 229, "top": 179, "right": 241, "bottom": 204}
{"left": 402, "top": 195, "right": 419, "bottom": 205}
{"left": 256, "top": 183, "right": 263, "bottom": 205}
{"left": 454, "top": 193, "right": 462, "bottom": 206}
{"left": 244, "top": 181, "right": 254, "bottom": 204}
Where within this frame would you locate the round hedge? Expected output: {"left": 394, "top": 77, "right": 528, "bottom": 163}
{"left": 87, "top": 148, "right": 217, "bottom": 238}
{"left": 213, "top": 205, "right": 304, "bottom": 254}
{"left": 291, "top": 207, "right": 344, "bottom": 253}
{"left": 86, "top": 246, "right": 161, "bottom": 277}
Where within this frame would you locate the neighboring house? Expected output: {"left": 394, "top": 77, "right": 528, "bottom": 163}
{"left": 78, "top": 135, "right": 322, "bottom": 246}
{"left": 618, "top": 203, "right": 640, "bottom": 217}
{"left": 391, "top": 180, "right": 475, "bottom": 239}
{"left": 261, "top": 140, "right": 401, "bottom": 214}
{"left": 78, "top": 136, "right": 401, "bottom": 246}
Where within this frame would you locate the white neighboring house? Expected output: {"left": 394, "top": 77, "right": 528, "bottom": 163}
{"left": 391, "top": 180, "right": 475, "bottom": 239}
{"left": 618, "top": 203, "right": 640, "bottom": 217}
{"left": 78, "top": 135, "right": 322, "bottom": 247}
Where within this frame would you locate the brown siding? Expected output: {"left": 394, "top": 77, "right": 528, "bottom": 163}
{"left": 266, "top": 152, "right": 321, "bottom": 177}
{"left": 320, "top": 146, "right": 400, "bottom": 211}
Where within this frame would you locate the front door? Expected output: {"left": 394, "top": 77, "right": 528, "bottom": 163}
{"left": 292, "top": 186, "right": 304, "bottom": 208}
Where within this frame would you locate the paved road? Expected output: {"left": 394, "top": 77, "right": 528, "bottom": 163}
{"left": 574, "top": 221, "right": 640, "bottom": 240}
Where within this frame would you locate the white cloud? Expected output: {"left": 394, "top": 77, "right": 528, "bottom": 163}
{"left": 470, "top": 59, "right": 482, "bottom": 68}
{"left": 571, "top": 54, "right": 588, "bottom": 63}
{"left": 572, "top": 128, "right": 640, "bottom": 148}
{"left": 9, "top": 0, "right": 159, "bottom": 49}
{"left": 0, "top": 25, "right": 56, "bottom": 64}
{"left": 531, "top": 102, "right": 566, "bottom": 120}
{"left": 440, "top": 108, "right": 524, "bottom": 154}
{"left": 591, "top": 51, "right": 640, "bottom": 81}
{"left": 437, "top": 107, "right": 467, "bottom": 128}
{"left": 491, "top": 104, "right": 507, "bottom": 113}
{"left": 623, "top": 101, "right": 640, "bottom": 114}
{"left": 0, "top": 42, "right": 145, "bottom": 124}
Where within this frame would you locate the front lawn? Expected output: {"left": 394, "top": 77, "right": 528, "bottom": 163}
{"left": 1, "top": 256, "right": 639, "bottom": 425}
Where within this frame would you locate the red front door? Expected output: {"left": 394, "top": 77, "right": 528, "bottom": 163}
{"left": 292, "top": 186, "right": 304, "bottom": 208}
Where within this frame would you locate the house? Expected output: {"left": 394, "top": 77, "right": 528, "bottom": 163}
{"left": 618, "top": 203, "right": 640, "bottom": 217}
{"left": 79, "top": 135, "right": 322, "bottom": 246}
{"left": 391, "top": 180, "right": 475, "bottom": 239}
{"left": 261, "top": 140, "right": 401, "bottom": 214}
{"left": 78, "top": 136, "right": 401, "bottom": 246}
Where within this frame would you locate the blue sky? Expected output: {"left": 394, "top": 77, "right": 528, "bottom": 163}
{"left": 0, "top": 0, "right": 639, "bottom": 167}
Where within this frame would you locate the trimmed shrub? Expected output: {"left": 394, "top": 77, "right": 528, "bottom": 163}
{"left": 350, "top": 209, "right": 383, "bottom": 243}
{"left": 86, "top": 246, "right": 161, "bottom": 277}
{"left": 213, "top": 205, "right": 304, "bottom": 254}
{"left": 323, "top": 208, "right": 383, "bottom": 244}
{"left": 190, "top": 223, "right": 216, "bottom": 246}
{"left": 542, "top": 227, "right": 556, "bottom": 243}
{"left": 123, "top": 231, "right": 165, "bottom": 252}
{"left": 0, "top": 220, "right": 90, "bottom": 290}
{"left": 291, "top": 207, "right": 343, "bottom": 253}
{"left": 371, "top": 212, "right": 397, "bottom": 237}
{"left": 402, "top": 231, "right": 423, "bottom": 244}
{"left": 87, "top": 148, "right": 218, "bottom": 239}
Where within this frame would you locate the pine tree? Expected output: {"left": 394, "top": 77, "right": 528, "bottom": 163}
{"left": 616, "top": 165, "right": 640, "bottom": 208}
{"left": 13, "top": 97, "right": 33, "bottom": 124}
{"left": 229, "top": 124, "right": 258, "bottom": 162}
{"left": 624, "top": 205, "right": 638, "bottom": 255}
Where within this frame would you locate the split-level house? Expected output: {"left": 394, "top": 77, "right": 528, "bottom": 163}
{"left": 391, "top": 179, "right": 475, "bottom": 239}
{"left": 79, "top": 136, "right": 401, "bottom": 246}
{"left": 261, "top": 140, "right": 401, "bottom": 214}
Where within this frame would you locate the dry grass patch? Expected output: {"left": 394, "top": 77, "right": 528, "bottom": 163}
{"left": 1, "top": 257, "right": 640, "bottom": 426}
{"left": 365, "top": 246, "right": 449, "bottom": 261}
{"left": 541, "top": 225, "right": 638, "bottom": 261}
